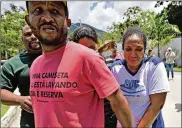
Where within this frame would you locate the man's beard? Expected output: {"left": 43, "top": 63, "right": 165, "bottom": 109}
{"left": 29, "top": 42, "right": 41, "bottom": 51}
{"left": 33, "top": 26, "right": 68, "bottom": 46}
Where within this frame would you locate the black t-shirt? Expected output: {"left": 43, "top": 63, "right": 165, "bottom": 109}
{"left": 0, "top": 51, "right": 41, "bottom": 127}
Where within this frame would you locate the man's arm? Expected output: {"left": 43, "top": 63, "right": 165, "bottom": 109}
{"left": 97, "top": 41, "right": 116, "bottom": 54}
{"left": 137, "top": 92, "right": 167, "bottom": 128}
{"left": 1, "top": 89, "right": 23, "bottom": 105}
{"left": 1, "top": 61, "right": 33, "bottom": 113}
{"left": 106, "top": 88, "right": 133, "bottom": 128}
{"left": 165, "top": 52, "right": 169, "bottom": 59}
{"left": 1, "top": 89, "right": 33, "bottom": 113}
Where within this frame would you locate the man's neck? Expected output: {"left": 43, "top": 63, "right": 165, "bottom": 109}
{"left": 41, "top": 40, "right": 68, "bottom": 52}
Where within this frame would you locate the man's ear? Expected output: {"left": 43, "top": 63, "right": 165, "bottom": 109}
{"left": 25, "top": 15, "right": 31, "bottom": 27}
{"left": 66, "top": 18, "right": 71, "bottom": 28}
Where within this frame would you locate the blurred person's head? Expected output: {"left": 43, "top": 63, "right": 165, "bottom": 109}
{"left": 167, "top": 47, "right": 172, "bottom": 52}
{"left": 104, "top": 40, "right": 117, "bottom": 50}
{"left": 104, "top": 40, "right": 117, "bottom": 58}
{"left": 22, "top": 25, "right": 41, "bottom": 53}
{"left": 25, "top": 1, "right": 71, "bottom": 52}
{"left": 72, "top": 26, "right": 98, "bottom": 50}
{"left": 148, "top": 49, "right": 154, "bottom": 57}
{"left": 122, "top": 27, "right": 147, "bottom": 72}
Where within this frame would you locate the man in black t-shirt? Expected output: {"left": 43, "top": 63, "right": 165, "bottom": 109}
{"left": 0, "top": 25, "right": 41, "bottom": 128}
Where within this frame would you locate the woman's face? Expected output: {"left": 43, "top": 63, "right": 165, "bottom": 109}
{"left": 123, "top": 34, "right": 145, "bottom": 69}
{"left": 78, "top": 37, "right": 97, "bottom": 51}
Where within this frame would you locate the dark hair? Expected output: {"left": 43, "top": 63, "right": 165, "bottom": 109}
{"left": 122, "top": 27, "right": 147, "bottom": 51}
{"left": 26, "top": 1, "right": 69, "bottom": 17}
{"left": 148, "top": 49, "right": 153, "bottom": 54}
{"left": 72, "top": 26, "right": 98, "bottom": 44}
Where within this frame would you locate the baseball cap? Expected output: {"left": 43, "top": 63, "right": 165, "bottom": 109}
{"left": 26, "top": 1, "right": 69, "bottom": 17}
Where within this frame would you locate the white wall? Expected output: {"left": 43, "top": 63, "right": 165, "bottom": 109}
{"left": 153, "top": 37, "right": 181, "bottom": 66}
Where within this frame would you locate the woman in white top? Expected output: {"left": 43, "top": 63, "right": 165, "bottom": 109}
{"left": 111, "top": 27, "right": 170, "bottom": 128}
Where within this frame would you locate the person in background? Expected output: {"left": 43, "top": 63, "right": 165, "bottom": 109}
{"left": 98, "top": 40, "right": 123, "bottom": 68}
{"left": 0, "top": 25, "right": 41, "bottom": 128}
{"left": 148, "top": 49, "right": 155, "bottom": 57}
{"left": 25, "top": 1, "right": 133, "bottom": 127}
{"left": 99, "top": 40, "right": 123, "bottom": 59}
{"left": 114, "top": 51, "right": 124, "bottom": 60}
{"left": 165, "top": 47, "right": 176, "bottom": 80}
{"left": 111, "top": 27, "right": 170, "bottom": 128}
{"left": 72, "top": 26, "right": 118, "bottom": 128}
{"left": 72, "top": 26, "right": 98, "bottom": 51}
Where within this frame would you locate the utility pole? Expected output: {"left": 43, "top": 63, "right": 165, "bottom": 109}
{"left": 157, "top": 41, "right": 160, "bottom": 58}
{"left": 5, "top": 35, "right": 8, "bottom": 59}
{"left": 78, "top": 17, "right": 82, "bottom": 26}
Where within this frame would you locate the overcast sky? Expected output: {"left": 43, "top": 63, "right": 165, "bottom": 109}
{"left": 1, "top": 1, "right": 168, "bottom": 31}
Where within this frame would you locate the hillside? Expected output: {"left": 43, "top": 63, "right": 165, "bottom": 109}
{"left": 68, "top": 23, "right": 106, "bottom": 36}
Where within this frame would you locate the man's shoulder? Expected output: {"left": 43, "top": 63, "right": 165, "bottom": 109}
{"left": 69, "top": 41, "right": 93, "bottom": 50}
{"left": 6, "top": 51, "right": 39, "bottom": 65}
{"left": 3, "top": 54, "right": 21, "bottom": 65}
{"left": 1, "top": 54, "right": 26, "bottom": 72}
{"left": 68, "top": 42, "right": 104, "bottom": 66}
{"left": 29, "top": 55, "right": 43, "bottom": 72}
{"left": 69, "top": 41, "right": 99, "bottom": 56}
{"left": 31, "top": 54, "right": 43, "bottom": 64}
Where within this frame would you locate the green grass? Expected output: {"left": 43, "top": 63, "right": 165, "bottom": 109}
{"left": 174, "top": 66, "right": 182, "bottom": 72}
{"left": 1, "top": 104, "right": 10, "bottom": 117}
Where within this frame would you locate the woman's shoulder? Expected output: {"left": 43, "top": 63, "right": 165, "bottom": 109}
{"left": 144, "top": 56, "right": 166, "bottom": 75}
{"left": 144, "top": 56, "right": 163, "bottom": 66}
{"left": 111, "top": 59, "right": 125, "bottom": 67}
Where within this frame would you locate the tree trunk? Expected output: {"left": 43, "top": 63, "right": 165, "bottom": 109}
{"left": 158, "top": 41, "right": 160, "bottom": 57}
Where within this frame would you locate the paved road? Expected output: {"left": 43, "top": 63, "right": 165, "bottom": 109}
{"left": 163, "top": 72, "right": 181, "bottom": 127}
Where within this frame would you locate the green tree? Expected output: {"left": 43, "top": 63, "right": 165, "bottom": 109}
{"left": 137, "top": 10, "right": 180, "bottom": 57}
{"left": 103, "top": 22, "right": 123, "bottom": 41}
{"left": 1, "top": 4, "right": 27, "bottom": 59}
{"left": 104, "top": 6, "right": 180, "bottom": 57}
{"left": 103, "top": 6, "right": 143, "bottom": 42}
{"left": 155, "top": 1, "right": 182, "bottom": 32}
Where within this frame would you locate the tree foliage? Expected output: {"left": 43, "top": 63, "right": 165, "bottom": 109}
{"left": 1, "top": 4, "right": 27, "bottom": 59}
{"left": 155, "top": 1, "right": 182, "bottom": 32}
{"left": 1, "top": 3, "right": 181, "bottom": 59}
{"left": 103, "top": 5, "right": 180, "bottom": 57}
{"left": 138, "top": 10, "right": 180, "bottom": 49}
{"left": 104, "top": 6, "right": 143, "bottom": 41}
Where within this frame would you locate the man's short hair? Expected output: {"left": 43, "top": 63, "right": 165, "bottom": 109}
{"left": 26, "top": 1, "right": 69, "bottom": 17}
{"left": 72, "top": 26, "right": 98, "bottom": 44}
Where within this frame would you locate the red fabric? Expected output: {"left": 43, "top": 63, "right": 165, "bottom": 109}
{"left": 30, "top": 42, "right": 119, "bottom": 127}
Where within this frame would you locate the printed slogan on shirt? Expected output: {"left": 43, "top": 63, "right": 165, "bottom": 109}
{"left": 30, "top": 72, "right": 78, "bottom": 100}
